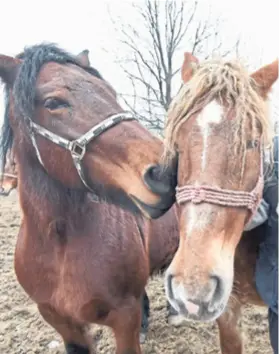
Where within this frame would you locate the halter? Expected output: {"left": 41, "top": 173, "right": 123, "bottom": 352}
{"left": 25, "top": 112, "right": 136, "bottom": 202}
{"left": 176, "top": 145, "right": 264, "bottom": 227}
{"left": 0, "top": 173, "right": 17, "bottom": 179}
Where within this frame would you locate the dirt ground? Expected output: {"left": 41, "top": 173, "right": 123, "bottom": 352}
{"left": 0, "top": 192, "right": 272, "bottom": 354}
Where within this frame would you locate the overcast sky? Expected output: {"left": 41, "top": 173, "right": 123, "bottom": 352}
{"left": 0, "top": 0, "right": 278, "bottom": 123}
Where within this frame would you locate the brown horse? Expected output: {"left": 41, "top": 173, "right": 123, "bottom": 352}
{"left": 0, "top": 141, "right": 181, "bottom": 343}
{"left": 135, "top": 53, "right": 278, "bottom": 353}
{"left": 0, "top": 43, "right": 180, "bottom": 354}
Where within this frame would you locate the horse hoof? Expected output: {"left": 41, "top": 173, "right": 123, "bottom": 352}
{"left": 139, "top": 332, "right": 147, "bottom": 344}
{"left": 167, "top": 313, "right": 186, "bottom": 327}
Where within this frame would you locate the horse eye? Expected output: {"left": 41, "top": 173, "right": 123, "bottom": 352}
{"left": 44, "top": 98, "right": 68, "bottom": 111}
{"left": 247, "top": 140, "right": 259, "bottom": 149}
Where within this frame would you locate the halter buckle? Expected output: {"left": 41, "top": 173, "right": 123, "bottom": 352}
{"left": 69, "top": 141, "right": 86, "bottom": 160}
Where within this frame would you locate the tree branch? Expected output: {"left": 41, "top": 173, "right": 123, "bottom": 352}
{"left": 109, "top": 0, "right": 242, "bottom": 133}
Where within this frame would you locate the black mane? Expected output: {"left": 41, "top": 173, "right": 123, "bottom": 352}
{"left": 0, "top": 42, "right": 104, "bottom": 171}
{"left": 14, "top": 43, "right": 104, "bottom": 118}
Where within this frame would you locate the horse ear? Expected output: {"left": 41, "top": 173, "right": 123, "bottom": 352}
{"left": 181, "top": 52, "right": 199, "bottom": 83}
{"left": 251, "top": 59, "right": 278, "bottom": 98}
{"left": 0, "top": 55, "right": 21, "bottom": 86}
{"left": 76, "top": 49, "right": 90, "bottom": 67}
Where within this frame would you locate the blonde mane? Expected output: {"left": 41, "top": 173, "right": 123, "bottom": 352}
{"left": 163, "top": 58, "right": 273, "bottom": 167}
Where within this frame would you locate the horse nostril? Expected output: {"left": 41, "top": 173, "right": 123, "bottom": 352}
{"left": 143, "top": 164, "right": 176, "bottom": 195}
{"left": 209, "top": 275, "right": 224, "bottom": 304}
{"left": 166, "top": 273, "right": 175, "bottom": 300}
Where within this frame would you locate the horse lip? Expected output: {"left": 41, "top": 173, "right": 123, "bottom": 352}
{"left": 129, "top": 195, "right": 170, "bottom": 219}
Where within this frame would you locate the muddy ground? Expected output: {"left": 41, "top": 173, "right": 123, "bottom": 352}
{"left": 0, "top": 192, "right": 272, "bottom": 353}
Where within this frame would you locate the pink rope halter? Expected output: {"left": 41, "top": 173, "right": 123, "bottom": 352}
{"left": 176, "top": 146, "right": 264, "bottom": 226}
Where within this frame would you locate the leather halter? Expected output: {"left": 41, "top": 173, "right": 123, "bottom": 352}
{"left": 176, "top": 145, "right": 264, "bottom": 226}
{"left": 25, "top": 112, "right": 136, "bottom": 202}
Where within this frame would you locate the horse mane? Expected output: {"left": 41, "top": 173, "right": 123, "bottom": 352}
{"left": 0, "top": 43, "right": 104, "bottom": 172}
{"left": 163, "top": 59, "right": 273, "bottom": 167}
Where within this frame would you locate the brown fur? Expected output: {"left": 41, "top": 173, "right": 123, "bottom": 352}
{"left": 0, "top": 45, "right": 276, "bottom": 354}
{"left": 163, "top": 56, "right": 276, "bottom": 164}
{"left": 0, "top": 93, "right": 269, "bottom": 354}
{"left": 2, "top": 149, "right": 180, "bottom": 352}
{"left": 2, "top": 158, "right": 266, "bottom": 354}
{"left": 0, "top": 46, "right": 179, "bottom": 354}
{"left": 162, "top": 53, "right": 278, "bottom": 353}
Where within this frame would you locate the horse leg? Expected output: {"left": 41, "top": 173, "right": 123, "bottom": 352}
{"left": 216, "top": 297, "right": 243, "bottom": 354}
{"left": 111, "top": 297, "right": 142, "bottom": 354}
{"left": 38, "top": 304, "right": 93, "bottom": 354}
{"left": 140, "top": 289, "right": 150, "bottom": 344}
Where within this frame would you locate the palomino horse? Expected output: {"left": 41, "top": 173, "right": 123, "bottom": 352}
{"left": 0, "top": 43, "right": 180, "bottom": 354}
{"left": 137, "top": 53, "right": 278, "bottom": 353}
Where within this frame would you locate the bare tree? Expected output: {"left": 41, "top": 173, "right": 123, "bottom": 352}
{"left": 109, "top": 0, "right": 240, "bottom": 135}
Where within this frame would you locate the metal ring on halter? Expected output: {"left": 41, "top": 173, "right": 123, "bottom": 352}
{"left": 69, "top": 141, "right": 86, "bottom": 159}
{"left": 25, "top": 111, "right": 136, "bottom": 202}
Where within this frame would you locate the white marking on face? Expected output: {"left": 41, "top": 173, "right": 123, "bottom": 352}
{"left": 186, "top": 204, "right": 214, "bottom": 234}
{"left": 185, "top": 101, "right": 223, "bottom": 235}
{"left": 197, "top": 100, "right": 224, "bottom": 126}
{"left": 197, "top": 101, "right": 223, "bottom": 171}
{"left": 187, "top": 204, "right": 197, "bottom": 234}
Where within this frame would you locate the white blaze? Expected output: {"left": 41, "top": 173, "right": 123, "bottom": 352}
{"left": 197, "top": 101, "right": 223, "bottom": 171}
{"left": 186, "top": 101, "right": 223, "bottom": 234}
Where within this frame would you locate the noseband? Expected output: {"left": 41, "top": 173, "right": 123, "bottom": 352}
{"left": 176, "top": 146, "right": 264, "bottom": 226}
{"left": 25, "top": 112, "right": 136, "bottom": 202}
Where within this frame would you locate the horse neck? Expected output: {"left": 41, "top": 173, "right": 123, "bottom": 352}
{"left": 17, "top": 156, "right": 89, "bottom": 232}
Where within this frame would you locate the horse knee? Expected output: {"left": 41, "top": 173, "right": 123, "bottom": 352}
{"left": 38, "top": 304, "right": 92, "bottom": 353}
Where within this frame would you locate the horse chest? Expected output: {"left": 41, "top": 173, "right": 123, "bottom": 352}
{"left": 14, "top": 221, "right": 148, "bottom": 312}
